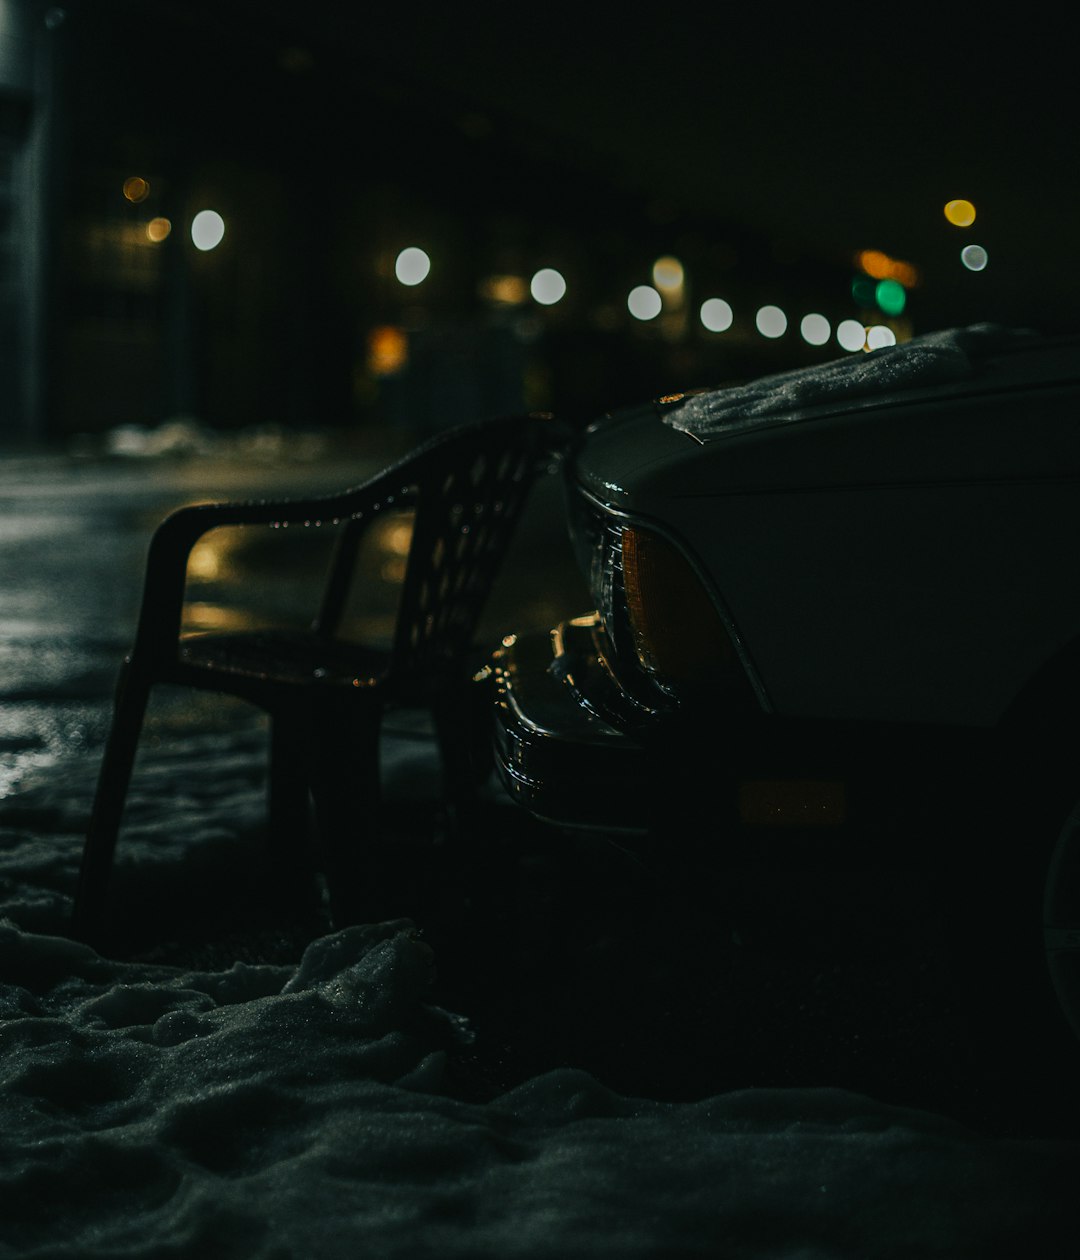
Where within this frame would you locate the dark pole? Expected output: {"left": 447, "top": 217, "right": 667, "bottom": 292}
{"left": 13, "top": 2, "right": 69, "bottom": 445}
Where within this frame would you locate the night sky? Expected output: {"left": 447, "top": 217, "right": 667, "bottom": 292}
{"left": 37, "top": 3, "right": 1074, "bottom": 442}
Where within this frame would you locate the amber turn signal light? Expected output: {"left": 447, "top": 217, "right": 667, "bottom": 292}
{"left": 620, "top": 526, "right": 736, "bottom": 684}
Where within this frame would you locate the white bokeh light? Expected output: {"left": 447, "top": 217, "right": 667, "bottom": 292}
{"left": 799, "top": 313, "right": 831, "bottom": 346}
{"left": 395, "top": 247, "right": 431, "bottom": 286}
{"left": 700, "top": 298, "right": 734, "bottom": 332}
{"left": 837, "top": 319, "right": 867, "bottom": 352}
{"left": 530, "top": 268, "right": 566, "bottom": 305}
{"left": 866, "top": 325, "right": 897, "bottom": 350}
{"left": 755, "top": 305, "right": 787, "bottom": 339}
{"left": 628, "top": 285, "right": 662, "bottom": 321}
{"left": 961, "top": 244, "right": 988, "bottom": 272}
{"left": 190, "top": 210, "right": 225, "bottom": 252}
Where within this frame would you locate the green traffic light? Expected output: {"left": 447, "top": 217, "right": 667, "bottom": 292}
{"left": 875, "top": 279, "right": 906, "bottom": 316}
{"left": 851, "top": 276, "right": 876, "bottom": 307}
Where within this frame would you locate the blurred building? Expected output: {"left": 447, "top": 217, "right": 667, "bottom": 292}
{"left": 1, "top": 1, "right": 908, "bottom": 449}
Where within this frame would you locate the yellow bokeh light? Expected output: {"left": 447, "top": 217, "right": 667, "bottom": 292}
{"left": 187, "top": 537, "right": 224, "bottom": 581}
{"left": 146, "top": 217, "right": 171, "bottom": 243}
{"left": 480, "top": 275, "right": 528, "bottom": 305}
{"left": 944, "top": 199, "right": 976, "bottom": 227}
{"left": 123, "top": 176, "right": 150, "bottom": 203}
{"left": 652, "top": 256, "right": 684, "bottom": 292}
{"left": 379, "top": 518, "right": 414, "bottom": 557}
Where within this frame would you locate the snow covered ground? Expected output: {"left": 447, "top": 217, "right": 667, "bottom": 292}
{"left": 3, "top": 439, "right": 1080, "bottom": 1256}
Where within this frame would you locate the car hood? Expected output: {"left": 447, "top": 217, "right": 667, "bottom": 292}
{"left": 572, "top": 324, "right": 1080, "bottom": 514}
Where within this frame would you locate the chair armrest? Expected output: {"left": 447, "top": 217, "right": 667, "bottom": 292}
{"left": 128, "top": 475, "right": 413, "bottom": 666}
{"left": 126, "top": 413, "right": 564, "bottom": 666}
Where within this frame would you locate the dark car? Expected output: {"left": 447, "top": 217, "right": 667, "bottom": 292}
{"left": 490, "top": 323, "right": 1080, "bottom": 1043}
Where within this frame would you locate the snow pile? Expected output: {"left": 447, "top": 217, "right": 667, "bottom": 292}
{"left": 4, "top": 907, "right": 1080, "bottom": 1258}
{"left": 1, "top": 730, "right": 1079, "bottom": 1257}
{"left": 666, "top": 323, "right": 1034, "bottom": 438}
{"left": 69, "top": 420, "right": 332, "bottom": 465}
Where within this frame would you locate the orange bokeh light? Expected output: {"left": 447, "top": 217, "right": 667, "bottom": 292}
{"left": 367, "top": 326, "right": 409, "bottom": 377}
{"left": 855, "top": 249, "right": 920, "bottom": 289}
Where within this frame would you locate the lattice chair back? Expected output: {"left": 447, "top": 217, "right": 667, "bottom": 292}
{"left": 391, "top": 417, "right": 543, "bottom": 677}
{"left": 312, "top": 414, "right": 548, "bottom": 682}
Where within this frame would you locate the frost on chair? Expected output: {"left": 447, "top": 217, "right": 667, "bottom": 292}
{"left": 73, "top": 413, "right": 560, "bottom": 938}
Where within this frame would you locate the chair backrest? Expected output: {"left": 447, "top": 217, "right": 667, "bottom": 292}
{"left": 317, "top": 414, "right": 554, "bottom": 681}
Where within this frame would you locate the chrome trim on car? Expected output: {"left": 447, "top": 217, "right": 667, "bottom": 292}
{"left": 491, "top": 627, "right": 652, "bottom": 832}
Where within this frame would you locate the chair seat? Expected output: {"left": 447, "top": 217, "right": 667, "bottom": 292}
{"left": 176, "top": 631, "right": 392, "bottom": 690}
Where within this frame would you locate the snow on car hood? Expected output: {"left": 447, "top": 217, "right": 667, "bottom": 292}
{"left": 664, "top": 323, "right": 1036, "bottom": 439}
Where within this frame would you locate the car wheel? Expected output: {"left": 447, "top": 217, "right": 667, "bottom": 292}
{"left": 943, "top": 758, "right": 1079, "bottom": 1066}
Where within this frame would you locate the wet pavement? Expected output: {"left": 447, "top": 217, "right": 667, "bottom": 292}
{"left": 3, "top": 433, "right": 1080, "bottom": 1142}
{"left": 0, "top": 432, "right": 588, "bottom": 798}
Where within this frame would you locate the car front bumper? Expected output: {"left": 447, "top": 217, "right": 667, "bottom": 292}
{"left": 489, "top": 613, "right": 1003, "bottom": 842}
{"left": 491, "top": 613, "right": 857, "bottom": 836}
{"left": 490, "top": 615, "right": 654, "bottom": 832}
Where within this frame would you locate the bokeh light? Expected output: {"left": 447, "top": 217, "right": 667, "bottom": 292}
{"left": 699, "top": 297, "right": 733, "bottom": 332}
{"left": 652, "top": 256, "right": 684, "bottom": 292}
{"left": 875, "top": 279, "right": 906, "bottom": 316}
{"left": 146, "top": 217, "right": 171, "bottom": 243}
{"left": 394, "top": 247, "right": 431, "bottom": 286}
{"left": 851, "top": 276, "right": 877, "bottom": 307}
{"left": 191, "top": 210, "right": 225, "bottom": 251}
{"left": 866, "top": 325, "right": 897, "bottom": 350}
{"left": 123, "top": 176, "right": 150, "bottom": 203}
{"left": 755, "top": 305, "right": 787, "bottom": 339}
{"left": 837, "top": 319, "right": 866, "bottom": 352}
{"left": 800, "top": 313, "right": 831, "bottom": 346}
{"left": 960, "top": 244, "right": 988, "bottom": 271}
{"left": 628, "top": 285, "right": 662, "bottom": 321}
{"left": 944, "top": 199, "right": 977, "bottom": 227}
{"left": 857, "top": 249, "right": 920, "bottom": 289}
{"left": 481, "top": 275, "right": 528, "bottom": 305}
{"left": 530, "top": 268, "right": 566, "bottom": 305}
{"left": 367, "top": 325, "right": 409, "bottom": 376}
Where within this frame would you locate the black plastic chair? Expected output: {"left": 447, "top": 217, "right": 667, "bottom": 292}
{"left": 73, "top": 413, "right": 562, "bottom": 937}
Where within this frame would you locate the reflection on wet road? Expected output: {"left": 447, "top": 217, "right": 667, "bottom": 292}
{"left": 0, "top": 439, "right": 587, "bottom": 796}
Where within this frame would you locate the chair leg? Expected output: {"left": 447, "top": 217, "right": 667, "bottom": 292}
{"left": 432, "top": 675, "right": 492, "bottom": 832}
{"left": 267, "top": 713, "right": 311, "bottom": 860}
{"left": 307, "top": 695, "right": 385, "bottom": 928}
{"left": 72, "top": 670, "right": 152, "bottom": 940}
